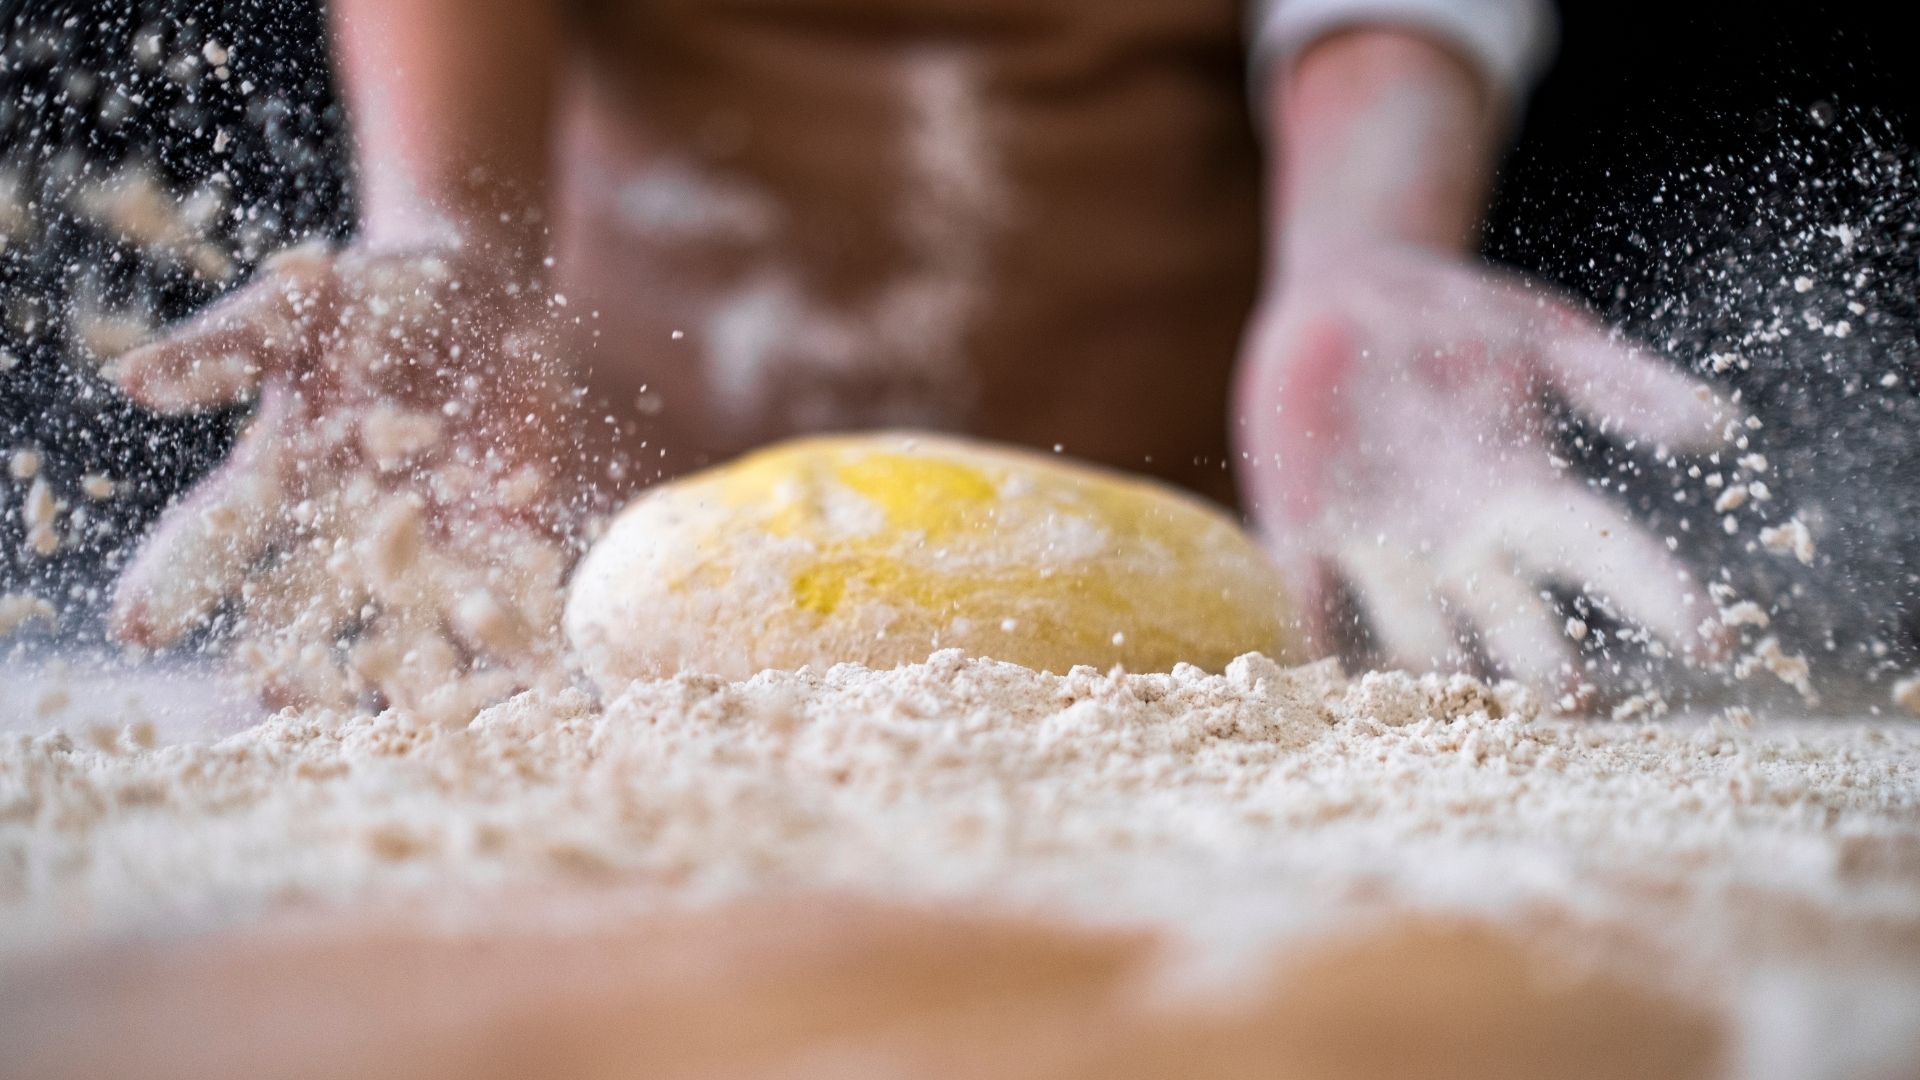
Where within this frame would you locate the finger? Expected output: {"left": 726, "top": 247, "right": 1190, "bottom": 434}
{"left": 1501, "top": 487, "right": 1712, "bottom": 662}
{"left": 110, "top": 387, "right": 295, "bottom": 646}
{"left": 239, "top": 528, "right": 363, "bottom": 648}
{"left": 224, "top": 474, "right": 365, "bottom": 712}
{"left": 237, "top": 629, "right": 359, "bottom": 713}
{"left": 1531, "top": 309, "right": 1729, "bottom": 451}
{"left": 350, "top": 612, "right": 463, "bottom": 715}
{"left": 103, "top": 244, "right": 331, "bottom": 413}
{"left": 453, "top": 524, "right": 572, "bottom": 664}
{"left": 1441, "top": 555, "right": 1578, "bottom": 692}
{"left": 1337, "top": 543, "right": 1462, "bottom": 674}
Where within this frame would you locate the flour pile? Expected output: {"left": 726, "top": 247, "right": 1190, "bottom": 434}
{"left": 8, "top": 650, "right": 1919, "bottom": 1045}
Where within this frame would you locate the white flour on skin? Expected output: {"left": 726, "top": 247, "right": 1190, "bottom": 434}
{"left": 69, "top": 245, "right": 584, "bottom": 721}
{"left": 5, "top": 649, "right": 1919, "bottom": 1068}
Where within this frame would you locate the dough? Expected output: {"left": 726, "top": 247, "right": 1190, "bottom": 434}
{"left": 565, "top": 432, "right": 1300, "bottom": 690}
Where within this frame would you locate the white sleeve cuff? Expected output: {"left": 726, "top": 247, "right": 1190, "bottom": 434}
{"left": 1249, "top": 0, "right": 1559, "bottom": 100}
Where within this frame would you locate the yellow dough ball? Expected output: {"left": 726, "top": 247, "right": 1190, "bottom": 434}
{"left": 565, "top": 432, "right": 1301, "bottom": 690}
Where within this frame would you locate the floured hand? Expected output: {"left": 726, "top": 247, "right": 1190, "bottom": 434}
{"left": 106, "top": 242, "right": 584, "bottom": 717}
{"left": 1234, "top": 242, "right": 1730, "bottom": 696}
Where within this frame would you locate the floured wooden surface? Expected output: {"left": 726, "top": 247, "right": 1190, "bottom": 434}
{"left": 3, "top": 650, "right": 1918, "bottom": 1075}
{"left": 2, "top": 897, "right": 1725, "bottom": 1080}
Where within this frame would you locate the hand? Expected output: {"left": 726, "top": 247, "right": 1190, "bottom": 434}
{"left": 106, "top": 241, "right": 585, "bottom": 718}
{"left": 1234, "top": 242, "right": 1731, "bottom": 697}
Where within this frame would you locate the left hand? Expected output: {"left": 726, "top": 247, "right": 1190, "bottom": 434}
{"left": 1234, "top": 239, "right": 1731, "bottom": 695}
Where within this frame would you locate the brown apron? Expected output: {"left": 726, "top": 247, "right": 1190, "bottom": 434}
{"left": 555, "top": 0, "right": 1261, "bottom": 504}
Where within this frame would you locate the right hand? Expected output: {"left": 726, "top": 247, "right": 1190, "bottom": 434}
{"left": 106, "top": 241, "right": 587, "bottom": 717}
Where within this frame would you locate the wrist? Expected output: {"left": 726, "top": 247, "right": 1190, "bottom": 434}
{"left": 361, "top": 214, "right": 547, "bottom": 270}
{"left": 1266, "top": 29, "right": 1500, "bottom": 273}
{"left": 360, "top": 173, "right": 548, "bottom": 269}
{"left": 1267, "top": 225, "right": 1462, "bottom": 302}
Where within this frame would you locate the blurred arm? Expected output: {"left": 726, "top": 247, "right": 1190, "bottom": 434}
{"left": 1265, "top": 27, "right": 1501, "bottom": 265}
{"left": 332, "top": 0, "right": 565, "bottom": 255}
{"left": 1249, "top": 0, "right": 1553, "bottom": 265}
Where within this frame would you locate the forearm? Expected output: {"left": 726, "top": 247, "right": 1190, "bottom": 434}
{"left": 1266, "top": 29, "right": 1503, "bottom": 266}
{"left": 332, "top": 0, "right": 563, "bottom": 254}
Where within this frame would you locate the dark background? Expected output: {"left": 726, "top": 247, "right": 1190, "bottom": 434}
{"left": 1484, "top": 1, "right": 1920, "bottom": 689}
{"left": 3, "top": 0, "right": 1918, "bottom": 690}
{"left": 0, "top": 0, "right": 348, "bottom": 630}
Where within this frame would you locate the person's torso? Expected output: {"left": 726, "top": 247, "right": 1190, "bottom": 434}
{"left": 556, "top": 0, "right": 1263, "bottom": 502}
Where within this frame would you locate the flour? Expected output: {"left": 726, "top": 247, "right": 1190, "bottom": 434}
{"left": 0, "top": 593, "right": 54, "bottom": 636}
{"left": 1760, "top": 518, "right": 1817, "bottom": 566}
{"left": 7, "top": 448, "right": 40, "bottom": 481}
{"left": 20, "top": 476, "right": 58, "bottom": 556}
{"left": 1893, "top": 675, "right": 1920, "bottom": 717}
{"left": 78, "top": 473, "right": 115, "bottom": 500}
{"left": 6, "top": 649, "right": 1918, "bottom": 1064}
{"left": 70, "top": 166, "right": 235, "bottom": 283}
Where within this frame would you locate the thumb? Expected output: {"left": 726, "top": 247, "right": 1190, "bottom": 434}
{"left": 111, "top": 384, "right": 297, "bottom": 646}
{"left": 103, "top": 242, "right": 333, "bottom": 414}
